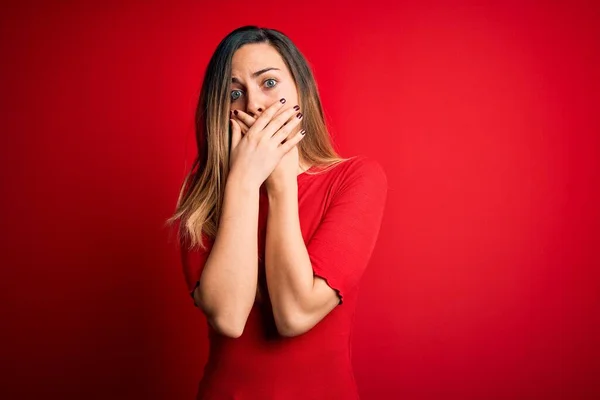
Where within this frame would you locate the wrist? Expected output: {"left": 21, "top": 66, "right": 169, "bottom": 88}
{"left": 227, "top": 170, "right": 261, "bottom": 193}
{"left": 267, "top": 182, "right": 297, "bottom": 202}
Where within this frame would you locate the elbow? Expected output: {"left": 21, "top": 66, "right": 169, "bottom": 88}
{"left": 202, "top": 306, "right": 248, "bottom": 338}
{"left": 277, "top": 325, "right": 306, "bottom": 338}
{"left": 274, "top": 310, "right": 313, "bottom": 338}
{"left": 210, "top": 315, "right": 245, "bottom": 338}
{"left": 195, "top": 295, "right": 249, "bottom": 339}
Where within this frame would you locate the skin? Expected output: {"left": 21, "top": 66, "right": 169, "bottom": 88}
{"left": 229, "top": 43, "right": 341, "bottom": 337}
{"left": 196, "top": 98, "right": 306, "bottom": 338}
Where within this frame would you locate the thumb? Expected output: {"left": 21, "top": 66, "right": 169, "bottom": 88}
{"left": 230, "top": 119, "right": 242, "bottom": 150}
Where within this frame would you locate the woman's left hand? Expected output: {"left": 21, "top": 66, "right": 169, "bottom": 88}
{"left": 232, "top": 108, "right": 303, "bottom": 193}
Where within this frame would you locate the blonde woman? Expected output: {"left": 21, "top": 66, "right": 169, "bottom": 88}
{"left": 169, "top": 25, "right": 388, "bottom": 399}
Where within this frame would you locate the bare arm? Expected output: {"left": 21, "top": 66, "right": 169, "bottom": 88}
{"left": 192, "top": 99, "right": 305, "bottom": 337}
{"left": 264, "top": 159, "right": 388, "bottom": 337}
{"left": 193, "top": 173, "right": 259, "bottom": 338}
{"left": 265, "top": 185, "right": 339, "bottom": 337}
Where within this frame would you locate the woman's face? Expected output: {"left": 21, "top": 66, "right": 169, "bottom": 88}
{"left": 230, "top": 43, "right": 299, "bottom": 118}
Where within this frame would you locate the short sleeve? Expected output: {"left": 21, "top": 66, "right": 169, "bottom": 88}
{"left": 180, "top": 233, "right": 214, "bottom": 306}
{"left": 307, "top": 157, "right": 388, "bottom": 304}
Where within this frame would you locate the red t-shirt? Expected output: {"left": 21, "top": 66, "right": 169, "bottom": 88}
{"left": 181, "top": 155, "right": 388, "bottom": 399}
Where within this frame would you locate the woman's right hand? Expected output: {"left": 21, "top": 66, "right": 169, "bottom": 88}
{"left": 228, "top": 98, "right": 306, "bottom": 188}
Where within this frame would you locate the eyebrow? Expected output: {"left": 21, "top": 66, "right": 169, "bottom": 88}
{"left": 232, "top": 67, "right": 280, "bottom": 83}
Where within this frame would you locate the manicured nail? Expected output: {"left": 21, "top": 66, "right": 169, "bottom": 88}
{"left": 300, "top": 129, "right": 306, "bottom": 135}
{"left": 280, "top": 98, "right": 286, "bottom": 104}
{"left": 293, "top": 105, "right": 300, "bottom": 111}
{"left": 258, "top": 108, "right": 263, "bottom": 112}
{"left": 296, "top": 113, "right": 303, "bottom": 119}
{"left": 234, "top": 110, "right": 238, "bottom": 115}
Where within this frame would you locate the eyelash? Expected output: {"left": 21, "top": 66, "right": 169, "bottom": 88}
{"left": 231, "top": 78, "right": 278, "bottom": 101}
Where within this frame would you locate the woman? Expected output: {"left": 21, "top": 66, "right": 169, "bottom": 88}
{"left": 169, "top": 25, "right": 387, "bottom": 399}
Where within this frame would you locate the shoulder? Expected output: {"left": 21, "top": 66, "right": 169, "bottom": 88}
{"left": 315, "top": 155, "right": 387, "bottom": 206}
{"left": 346, "top": 155, "right": 386, "bottom": 179}
{"left": 332, "top": 155, "right": 387, "bottom": 192}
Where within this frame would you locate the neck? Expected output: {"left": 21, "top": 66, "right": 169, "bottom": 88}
{"left": 297, "top": 159, "right": 312, "bottom": 175}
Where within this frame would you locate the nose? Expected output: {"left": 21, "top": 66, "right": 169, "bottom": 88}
{"left": 245, "top": 88, "right": 267, "bottom": 118}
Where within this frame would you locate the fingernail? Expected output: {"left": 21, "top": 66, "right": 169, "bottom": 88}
{"left": 258, "top": 108, "right": 263, "bottom": 112}
{"left": 300, "top": 129, "right": 306, "bottom": 135}
{"left": 280, "top": 98, "right": 286, "bottom": 104}
{"left": 293, "top": 105, "right": 300, "bottom": 111}
{"left": 234, "top": 110, "right": 238, "bottom": 115}
{"left": 296, "top": 113, "right": 303, "bottom": 119}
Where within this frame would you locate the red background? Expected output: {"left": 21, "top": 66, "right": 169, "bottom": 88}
{"left": 2, "top": 1, "right": 599, "bottom": 399}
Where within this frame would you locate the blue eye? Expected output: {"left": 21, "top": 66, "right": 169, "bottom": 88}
{"left": 264, "top": 79, "right": 277, "bottom": 88}
{"left": 231, "top": 90, "right": 243, "bottom": 101}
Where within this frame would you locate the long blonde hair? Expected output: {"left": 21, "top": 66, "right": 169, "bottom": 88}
{"left": 167, "top": 26, "right": 346, "bottom": 250}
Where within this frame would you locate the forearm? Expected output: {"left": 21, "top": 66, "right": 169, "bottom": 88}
{"left": 265, "top": 186, "right": 315, "bottom": 333}
{"left": 196, "top": 174, "right": 259, "bottom": 337}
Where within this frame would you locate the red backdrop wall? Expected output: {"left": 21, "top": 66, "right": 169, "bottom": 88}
{"left": 2, "top": 1, "right": 599, "bottom": 399}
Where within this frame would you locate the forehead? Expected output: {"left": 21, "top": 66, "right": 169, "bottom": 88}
{"left": 231, "top": 43, "right": 286, "bottom": 75}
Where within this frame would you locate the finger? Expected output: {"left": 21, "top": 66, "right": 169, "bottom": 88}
{"left": 281, "top": 106, "right": 301, "bottom": 140}
{"left": 247, "top": 98, "right": 287, "bottom": 137}
{"left": 278, "top": 129, "right": 307, "bottom": 155}
{"left": 230, "top": 119, "right": 242, "bottom": 150}
{"left": 281, "top": 105, "right": 300, "bottom": 127}
{"left": 270, "top": 105, "right": 296, "bottom": 126}
{"left": 232, "top": 109, "right": 256, "bottom": 131}
{"left": 233, "top": 115, "right": 251, "bottom": 135}
{"left": 271, "top": 110, "right": 303, "bottom": 144}
{"left": 261, "top": 106, "right": 302, "bottom": 141}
